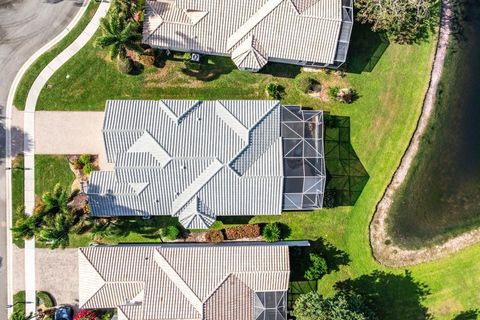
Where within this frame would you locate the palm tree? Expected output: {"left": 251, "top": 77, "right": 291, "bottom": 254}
{"left": 95, "top": 13, "right": 142, "bottom": 62}
{"left": 112, "top": 0, "right": 137, "bottom": 20}
{"left": 37, "top": 212, "right": 76, "bottom": 249}
{"left": 11, "top": 214, "right": 42, "bottom": 240}
{"left": 41, "top": 183, "right": 70, "bottom": 217}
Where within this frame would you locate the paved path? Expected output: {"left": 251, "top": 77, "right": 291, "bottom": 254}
{"left": 370, "top": 0, "right": 455, "bottom": 267}
{"left": 0, "top": 0, "right": 83, "bottom": 317}
{"left": 21, "top": 1, "right": 110, "bottom": 316}
{"left": 13, "top": 246, "right": 79, "bottom": 306}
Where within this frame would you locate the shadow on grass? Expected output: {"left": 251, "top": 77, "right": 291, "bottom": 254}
{"left": 99, "top": 216, "right": 180, "bottom": 241}
{"left": 289, "top": 237, "right": 350, "bottom": 281}
{"left": 452, "top": 309, "right": 479, "bottom": 320}
{"left": 324, "top": 114, "right": 369, "bottom": 207}
{"left": 179, "top": 55, "right": 236, "bottom": 81}
{"left": 335, "top": 270, "right": 432, "bottom": 320}
{"left": 346, "top": 23, "right": 390, "bottom": 74}
{"left": 260, "top": 62, "right": 302, "bottom": 78}
{"left": 217, "top": 216, "right": 254, "bottom": 225}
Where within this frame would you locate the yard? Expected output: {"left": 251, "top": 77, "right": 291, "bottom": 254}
{"left": 15, "top": 15, "right": 480, "bottom": 320}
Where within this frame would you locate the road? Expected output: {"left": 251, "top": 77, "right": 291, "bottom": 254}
{"left": 0, "top": 0, "right": 82, "bottom": 318}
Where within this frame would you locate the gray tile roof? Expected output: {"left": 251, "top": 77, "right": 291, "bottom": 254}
{"left": 88, "top": 100, "right": 284, "bottom": 229}
{"left": 78, "top": 244, "right": 290, "bottom": 320}
{"left": 143, "top": 0, "right": 353, "bottom": 70}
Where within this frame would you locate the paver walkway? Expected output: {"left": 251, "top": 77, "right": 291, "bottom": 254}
{"left": 22, "top": 1, "right": 110, "bottom": 315}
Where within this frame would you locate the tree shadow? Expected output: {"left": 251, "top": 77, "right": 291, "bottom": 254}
{"left": 335, "top": 270, "right": 432, "bottom": 320}
{"left": 289, "top": 237, "right": 350, "bottom": 281}
{"left": 179, "top": 55, "right": 236, "bottom": 82}
{"left": 452, "top": 309, "right": 479, "bottom": 320}
{"left": 346, "top": 23, "right": 390, "bottom": 74}
{"left": 323, "top": 114, "right": 369, "bottom": 207}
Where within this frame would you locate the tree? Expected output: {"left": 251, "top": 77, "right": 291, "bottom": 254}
{"left": 111, "top": 0, "right": 137, "bottom": 20}
{"left": 355, "top": 0, "right": 435, "bottom": 44}
{"left": 37, "top": 212, "right": 76, "bottom": 249}
{"left": 293, "top": 291, "right": 377, "bottom": 320}
{"left": 11, "top": 214, "right": 42, "bottom": 241}
{"left": 95, "top": 13, "right": 142, "bottom": 63}
{"left": 304, "top": 253, "right": 328, "bottom": 281}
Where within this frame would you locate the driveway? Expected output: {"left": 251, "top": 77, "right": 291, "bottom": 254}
{"left": 0, "top": 0, "right": 83, "bottom": 316}
{"left": 13, "top": 246, "right": 79, "bottom": 306}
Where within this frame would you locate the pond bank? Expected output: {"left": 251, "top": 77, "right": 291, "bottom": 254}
{"left": 370, "top": 0, "right": 457, "bottom": 267}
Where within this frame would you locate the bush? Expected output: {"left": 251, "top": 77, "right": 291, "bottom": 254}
{"left": 74, "top": 309, "right": 97, "bottom": 320}
{"left": 36, "top": 291, "right": 54, "bottom": 308}
{"left": 183, "top": 52, "right": 192, "bottom": 61}
{"left": 118, "top": 57, "right": 134, "bottom": 74}
{"left": 139, "top": 54, "right": 155, "bottom": 66}
{"left": 205, "top": 230, "right": 224, "bottom": 243}
{"left": 297, "top": 77, "right": 318, "bottom": 93}
{"left": 79, "top": 154, "right": 91, "bottom": 166}
{"left": 304, "top": 253, "right": 328, "bottom": 280}
{"left": 82, "top": 163, "right": 94, "bottom": 175}
{"left": 225, "top": 224, "right": 261, "bottom": 240}
{"left": 328, "top": 86, "right": 340, "bottom": 100}
{"left": 184, "top": 60, "right": 201, "bottom": 70}
{"left": 323, "top": 189, "right": 336, "bottom": 208}
{"left": 338, "top": 88, "right": 357, "bottom": 104}
{"left": 262, "top": 223, "right": 281, "bottom": 242}
{"left": 266, "top": 83, "right": 282, "bottom": 100}
{"left": 160, "top": 225, "right": 180, "bottom": 240}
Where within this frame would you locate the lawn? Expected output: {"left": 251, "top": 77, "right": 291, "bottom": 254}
{"left": 34, "top": 155, "right": 75, "bottom": 197}
{"left": 13, "top": 0, "right": 100, "bottom": 110}
{"left": 25, "top": 18, "right": 480, "bottom": 319}
{"left": 12, "top": 156, "right": 25, "bottom": 248}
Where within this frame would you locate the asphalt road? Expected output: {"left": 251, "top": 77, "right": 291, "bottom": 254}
{"left": 0, "top": 0, "right": 82, "bottom": 317}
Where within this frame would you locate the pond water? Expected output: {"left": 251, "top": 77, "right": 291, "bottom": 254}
{"left": 388, "top": 0, "right": 480, "bottom": 248}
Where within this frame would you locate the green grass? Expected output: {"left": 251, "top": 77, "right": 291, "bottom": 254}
{"left": 26, "top": 18, "right": 480, "bottom": 319}
{"left": 12, "top": 156, "right": 25, "bottom": 248}
{"left": 13, "top": 0, "right": 100, "bottom": 110}
{"left": 34, "top": 155, "right": 75, "bottom": 197}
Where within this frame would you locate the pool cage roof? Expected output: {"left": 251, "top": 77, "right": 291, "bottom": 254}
{"left": 281, "top": 106, "right": 326, "bottom": 210}
{"left": 254, "top": 291, "right": 287, "bottom": 320}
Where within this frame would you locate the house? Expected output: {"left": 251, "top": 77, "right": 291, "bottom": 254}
{"left": 142, "top": 0, "right": 353, "bottom": 71}
{"left": 78, "top": 244, "right": 290, "bottom": 320}
{"left": 87, "top": 100, "right": 326, "bottom": 228}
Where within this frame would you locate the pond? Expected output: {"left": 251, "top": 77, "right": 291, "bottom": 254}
{"left": 387, "top": 0, "right": 480, "bottom": 248}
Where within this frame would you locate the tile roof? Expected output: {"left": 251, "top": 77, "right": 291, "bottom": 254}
{"left": 88, "top": 100, "right": 284, "bottom": 228}
{"left": 78, "top": 244, "right": 290, "bottom": 320}
{"left": 143, "top": 0, "right": 352, "bottom": 69}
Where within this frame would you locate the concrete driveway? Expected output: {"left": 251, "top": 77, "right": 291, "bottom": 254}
{"left": 13, "top": 246, "right": 79, "bottom": 306}
{"left": 0, "top": 0, "right": 83, "bottom": 316}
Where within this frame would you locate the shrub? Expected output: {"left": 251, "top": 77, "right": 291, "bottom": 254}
{"left": 304, "top": 253, "right": 328, "bottom": 280}
{"left": 184, "top": 60, "right": 201, "bottom": 71}
{"left": 225, "top": 224, "right": 261, "bottom": 240}
{"left": 205, "top": 230, "right": 224, "bottom": 243}
{"left": 74, "top": 309, "right": 97, "bottom": 320}
{"left": 338, "top": 88, "right": 357, "bottom": 104}
{"left": 183, "top": 52, "right": 192, "bottom": 61}
{"left": 72, "top": 158, "right": 83, "bottom": 170}
{"left": 262, "top": 223, "right": 281, "bottom": 242}
{"left": 79, "top": 154, "right": 91, "bottom": 166}
{"left": 328, "top": 86, "right": 340, "bottom": 100}
{"left": 323, "top": 189, "right": 336, "bottom": 208}
{"left": 266, "top": 83, "right": 281, "bottom": 100}
{"left": 82, "top": 163, "right": 95, "bottom": 175}
{"left": 297, "top": 77, "right": 318, "bottom": 93}
{"left": 118, "top": 57, "right": 134, "bottom": 74}
{"left": 139, "top": 54, "right": 155, "bottom": 66}
{"left": 36, "top": 291, "right": 54, "bottom": 308}
{"left": 160, "top": 225, "right": 181, "bottom": 240}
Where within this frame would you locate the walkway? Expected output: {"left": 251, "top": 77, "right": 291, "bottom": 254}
{"left": 370, "top": 0, "right": 455, "bottom": 267}
{"left": 22, "top": 1, "right": 110, "bottom": 316}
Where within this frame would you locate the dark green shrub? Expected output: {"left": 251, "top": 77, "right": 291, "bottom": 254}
{"left": 36, "top": 291, "right": 55, "bottom": 308}
{"left": 184, "top": 60, "right": 201, "bottom": 71}
{"left": 304, "top": 253, "right": 328, "bottom": 280}
{"left": 328, "top": 86, "right": 340, "bottom": 100}
{"left": 82, "top": 163, "right": 94, "bottom": 175}
{"left": 266, "top": 83, "right": 282, "bottom": 100}
{"left": 205, "top": 230, "right": 224, "bottom": 243}
{"left": 118, "top": 57, "right": 134, "bottom": 74}
{"left": 160, "top": 225, "right": 181, "bottom": 240}
{"left": 262, "top": 223, "right": 281, "bottom": 242}
{"left": 79, "top": 154, "right": 91, "bottom": 166}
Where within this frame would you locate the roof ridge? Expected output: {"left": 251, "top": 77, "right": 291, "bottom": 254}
{"left": 153, "top": 249, "right": 204, "bottom": 314}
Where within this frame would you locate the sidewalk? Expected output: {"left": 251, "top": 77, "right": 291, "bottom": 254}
{"left": 22, "top": 1, "right": 110, "bottom": 315}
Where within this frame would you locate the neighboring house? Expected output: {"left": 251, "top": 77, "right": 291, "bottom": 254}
{"left": 142, "top": 0, "right": 353, "bottom": 71}
{"left": 78, "top": 244, "right": 290, "bottom": 320}
{"left": 87, "top": 100, "right": 326, "bottom": 229}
